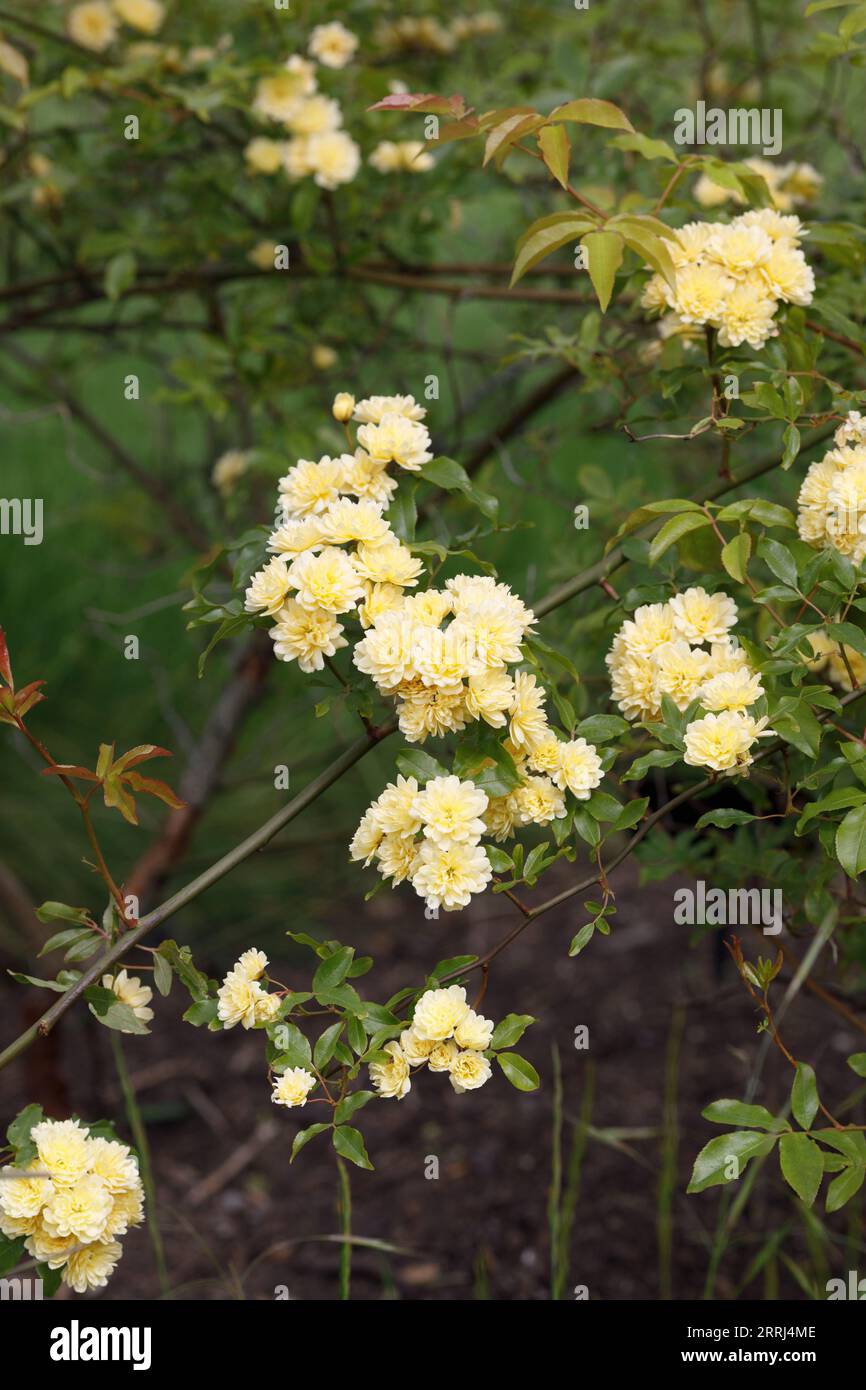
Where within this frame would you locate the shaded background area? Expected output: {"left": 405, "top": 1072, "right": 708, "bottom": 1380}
{"left": 1, "top": 860, "right": 863, "bottom": 1301}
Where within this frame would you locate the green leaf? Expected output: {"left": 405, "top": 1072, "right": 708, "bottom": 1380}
{"left": 609, "top": 131, "right": 678, "bottom": 162}
{"left": 312, "top": 947, "right": 354, "bottom": 996}
{"left": 687, "top": 1130, "right": 777, "bottom": 1192}
{"left": 510, "top": 211, "right": 596, "bottom": 286}
{"left": 313, "top": 1020, "right": 344, "bottom": 1070}
{"left": 153, "top": 952, "right": 173, "bottom": 998}
{"left": 334, "top": 1091, "right": 376, "bottom": 1126}
{"left": 35, "top": 902, "right": 92, "bottom": 926}
{"left": 157, "top": 940, "right": 210, "bottom": 1002}
{"left": 622, "top": 748, "right": 679, "bottom": 781}
{"left": 395, "top": 749, "right": 449, "bottom": 784}
{"left": 846, "top": 1052, "right": 866, "bottom": 1078}
{"left": 88, "top": 999, "right": 150, "bottom": 1035}
{"left": 272, "top": 1022, "right": 313, "bottom": 1071}
{"left": 581, "top": 230, "right": 624, "bottom": 312}
{"left": 825, "top": 1164, "right": 865, "bottom": 1213}
{"left": 574, "top": 714, "right": 628, "bottom": 743}
{"left": 568, "top": 922, "right": 596, "bottom": 957}
{"left": 649, "top": 511, "right": 712, "bottom": 564}
{"left": 721, "top": 533, "right": 751, "bottom": 583}
{"left": 486, "top": 845, "right": 514, "bottom": 874}
{"left": 183, "top": 998, "right": 218, "bottom": 1027}
{"left": 836, "top": 804, "right": 866, "bottom": 878}
{"left": 7, "top": 1102, "right": 44, "bottom": 1153}
{"left": 548, "top": 97, "right": 634, "bottom": 132}
{"left": 290, "top": 1123, "right": 330, "bottom": 1163}
{"left": 332, "top": 1124, "right": 374, "bottom": 1170}
{"left": 496, "top": 1052, "right": 540, "bottom": 1091}
{"left": 702, "top": 1099, "right": 783, "bottom": 1130}
{"left": 417, "top": 456, "right": 498, "bottom": 522}
{"left": 0, "top": 1234, "right": 26, "bottom": 1277}
{"left": 792, "top": 1062, "right": 820, "bottom": 1130}
{"left": 779, "top": 1132, "right": 824, "bottom": 1207}
{"left": 537, "top": 123, "right": 570, "bottom": 188}
{"left": 104, "top": 251, "right": 136, "bottom": 302}
{"left": 489, "top": 1013, "right": 536, "bottom": 1050}
{"left": 759, "top": 538, "right": 799, "bottom": 589}
{"left": 695, "top": 808, "right": 759, "bottom": 829}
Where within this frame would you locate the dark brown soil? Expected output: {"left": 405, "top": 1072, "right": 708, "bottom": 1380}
{"left": 2, "top": 863, "right": 864, "bottom": 1302}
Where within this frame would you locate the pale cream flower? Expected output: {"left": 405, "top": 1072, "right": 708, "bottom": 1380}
{"left": 508, "top": 671, "right": 549, "bottom": 750}
{"left": 411, "top": 839, "right": 493, "bottom": 911}
{"left": 349, "top": 808, "right": 384, "bottom": 866}
{"left": 86, "top": 1138, "right": 140, "bottom": 1195}
{"left": 463, "top": 669, "right": 514, "bottom": 727}
{"left": 552, "top": 740, "right": 604, "bottom": 800}
{"left": 683, "top": 709, "right": 768, "bottom": 774}
{"left": 271, "top": 1068, "right": 317, "bottom": 1108}
{"left": 244, "top": 136, "right": 286, "bottom": 174}
{"left": 369, "top": 140, "right": 434, "bottom": 173}
{"left": 369, "top": 1041, "right": 411, "bottom": 1099}
{"left": 428, "top": 1039, "right": 460, "bottom": 1072}
{"left": 113, "top": 0, "right": 164, "bottom": 35}
{"left": 32, "top": 1119, "right": 91, "bottom": 1188}
{"left": 399, "top": 1027, "right": 437, "bottom": 1065}
{"left": 102, "top": 969, "right": 154, "bottom": 1028}
{"left": 0, "top": 1162, "right": 53, "bottom": 1221}
{"left": 351, "top": 537, "right": 424, "bottom": 586}
{"left": 341, "top": 449, "right": 398, "bottom": 507}
{"left": 356, "top": 414, "right": 433, "bottom": 471}
{"left": 253, "top": 67, "right": 314, "bottom": 124}
{"left": 454, "top": 1009, "right": 495, "bottom": 1052}
{"left": 43, "top": 1174, "right": 113, "bottom": 1243}
{"left": 271, "top": 599, "right": 347, "bottom": 672}
{"left": 759, "top": 242, "right": 815, "bottom": 305}
{"left": 449, "top": 1049, "right": 493, "bottom": 1094}
{"left": 287, "top": 546, "right": 365, "bottom": 614}
{"left": 413, "top": 774, "right": 488, "bottom": 847}
{"left": 412, "top": 985, "right": 470, "bottom": 1041}
{"left": 63, "top": 1240, "right": 122, "bottom": 1293}
{"left": 69, "top": 2, "right": 118, "bottom": 50}
{"left": 353, "top": 394, "right": 427, "bottom": 425}
{"left": 268, "top": 515, "right": 325, "bottom": 558}
{"left": 655, "top": 639, "right": 713, "bottom": 710}
{"left": 244, "top": 555, "right": 292, "bottom": 617}
{"left": 668, "top": 262, "right": 732, "bottom": 324}
{"left": 669, "top": 587, "right": 738, "bottom": 644}
{"left": 289, "top": 94, "right": 342, "bottom": 138}
{"left": 370, "top": 774, "right": 422, "bottom": 836}
{"left": 212, "top": 448, "right": 250, "bottom": 496}
{"left": 376, "top": 832, "right": 422, "bottom": 884}
{"left": 309, "top": 20, "right": 358, "bottom": 68}
{"left": 306, "top": 130, "right": 361, "bottom": 190}
{"left": 700, "top": 666, "right": 763, "bottom": 712}
{"left": 398, "top": 686, "right": 468, "bottom": 742}
{"left": 716, "top": 280, "right": 779, "bottom": 349}
{"left": 511, "top": 774, "right": 567, "bottom": 825}
{"left": 332, "top": 392, "right": 356, "bottom": 423}
{"left": 619, "top": 602, "right": 676, "bottom": 656}
{"left": 0, "top": 38, "right": 28, "bottom": 85}
{"left": 358, "top": 581, "right": 405, "bottom": 628}
{"left": 318, "top": 497, "right": 390, "bottom": 546}
{"left": 103, "top": 1185, "right": 145, "bottom": 1239}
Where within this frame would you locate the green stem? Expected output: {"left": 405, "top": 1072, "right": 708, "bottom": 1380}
{"left": 110, "top": 1031, "right": 170, "bottom": 1298}
{"left": 336, "top": 1155, "right": 352, "bottom": 1301}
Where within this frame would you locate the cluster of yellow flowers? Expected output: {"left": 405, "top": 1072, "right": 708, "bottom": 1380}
{"left": 246, "top": 36, "right": 360, "bottom": 191}
{"left": 351, "top": 732, "right": 603, "bottom": 912}
{"left": 607, "top": 588, "right": 773, "bottom": 775}
{"left": 642, "top": 208, "right": 814, "bottom": 350}
{"left": 67, "top": 0, "right": 164, "bottom": 51}
{"left": 370, "top": 986, "right": 494, "bottom": 1099}
{"left": 374, "top": 12, "right": 501, "bottom": 55}
{"left": 694, "top": 157, "right": 822, "bottom": 213}
{"left": 0, "top": 1119, "right": 144, "bottom": 1293}
{"left": 369, "top": 140, "right": 435, "bottom": 175}
{"left": 797, "top": 411, "right": 866, "bottom": 563}
{"left": 244, "top": 391, "right": 434, "bottom": 672}
{"left": 216, "top": 948, "right": 281, "bottom": 1030}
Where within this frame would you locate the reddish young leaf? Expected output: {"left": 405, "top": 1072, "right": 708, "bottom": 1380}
{"left": 102, "top": 775, "right": 138, "bottom": 825}
{"left": 41, "top": 764, "right": 101, "bottom": 781}
{"left": 368, "top": 92, "right": 466, "bottom": 119}
{"left": 124, "top": 771, "right": 185, "bottom": 810}
{"left": 0, "top": 628, "right": 12, "bottom": 689}
{"left": 111, "top": 744, "right": 173, "bottom": 775}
